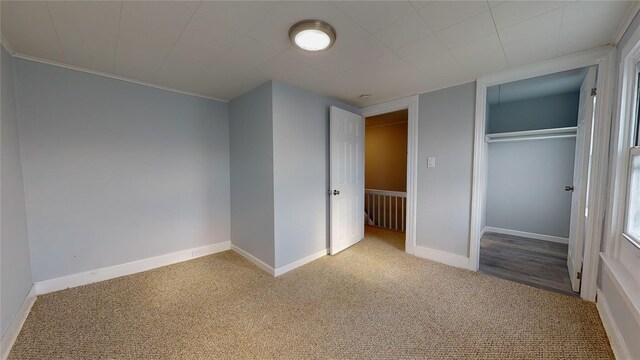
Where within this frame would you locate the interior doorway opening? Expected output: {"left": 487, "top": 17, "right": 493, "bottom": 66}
{"left": 364, "top": 109, "right": 408, "bottom": 250}
{"left": 478, "top": 67, "right": 596, "bottom": 296}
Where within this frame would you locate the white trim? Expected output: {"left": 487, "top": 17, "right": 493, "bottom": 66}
{"left": 35, "top": 242, "right": 230, "bottom": 295}
{"left": 10, "top": 53, "right": 228, "bottom": 103}
{"left": 1, "top": 285, "right": 36, "bottom": 360}
{"left": 582, "top": 49, "right": 617, "bottom": 302}
{"left": 480, "top": 226, "right": 487, "bottom": 239}
{"left": 230, "top": 244, "right": 275, "bottom": 276}
{"left": 486, "top": 134, "right": 576, "bottom": 143}
{"left": 485, "top": 126, "right": 577, "bottom": 143}
{"left": 601, "top": 254, "right": 640, "bottom": 326}
{"left": 613, "top": 2, "right": 640, "bottom": 45}
{"left": 474, "top": 46, "right": 613, "bottom": 88}
{"left": 483, "top": 226, "right": 569, "bottom": 245}
{"left": 274, "top": 248, "right": 328, "bottom": 276}
{"left": 413, "top": 245, "right": 472, "bottom": 270}
{"left": 597, "top": 289, "right": 633, "bottom": 360}
{"left": 0, "top": 35, "right": 16, "bottom": 55}
{"left": 361, "top": 95, "right": 419, "bottom": 255}
{"left": 365, "top": 189, "right": 407, "bottom": 197}
{"left": 470, "top": 46, "right": 616, "bottom": 302}
{"left": 606, "top": 23, "right": 640, "bottom": 259}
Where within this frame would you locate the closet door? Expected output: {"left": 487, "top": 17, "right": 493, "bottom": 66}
{"left": 567, "top": 66, "right": 597, "bottom": 293}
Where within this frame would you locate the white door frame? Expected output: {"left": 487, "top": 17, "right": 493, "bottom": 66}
{"left": 469, "top": 46, "right": 616, "bottom": 301}
{"left": 361, "top": 95, "right": 419, "bottom": 255}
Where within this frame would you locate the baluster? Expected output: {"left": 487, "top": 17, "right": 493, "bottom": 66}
{"left": 367, "top": 194, "right": 371, "bottom": 224}
{"left": 401, "top": 197, "right": 405, "bottom": 232}
{"left": 395, "top": 196, "right": 398, "bottom": 231}
{"left": 383, "top": 195, "right": 386, "bottom": 228}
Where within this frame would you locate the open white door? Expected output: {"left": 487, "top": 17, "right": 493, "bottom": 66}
{"left": 567, "top": 66, "right": 597, "bottom": 292}
{"left": 329, "top": 106, "right": 364, "bottom": 255}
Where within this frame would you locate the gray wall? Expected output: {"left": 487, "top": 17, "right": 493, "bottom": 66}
{"left": 14, "top": 58, "right": 230, "bottom": 281}
{"left": 229, "top": 82, "right": 275, "bottom": 267}
{"left": 486, "top": 138, "right": 576, "bottom": 237}
{"left": 488, "top": 92, "right": 579, "bottom": 133}
{"left": 1, "top": 47, "right": 33, "bottom": 337}
{"left": 271, "top": 81, "right": 359, "bottom": 268}
{"left": 417, "top": 83, "right": 475, "bottom": 257}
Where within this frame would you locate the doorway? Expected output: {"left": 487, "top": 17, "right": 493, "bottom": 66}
{"left": 360, "top": 95, "right": 419, "bottom": 255}
{"left": 364, "top": 109, "right": 408, "bottom": 249}
{"left": 478, "top": 67, "right": 596, "bottom": 296}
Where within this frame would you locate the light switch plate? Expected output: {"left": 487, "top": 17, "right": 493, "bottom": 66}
{"left": 427, "top": 157, "right": 436, "bottom": 168}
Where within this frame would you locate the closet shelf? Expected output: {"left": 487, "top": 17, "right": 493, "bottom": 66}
{"left": 485, "top": 126, "right": 577, "bottom": 143}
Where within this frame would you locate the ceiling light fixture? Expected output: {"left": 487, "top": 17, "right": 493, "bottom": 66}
{"left": 289, "top": 20, "right": 336, "bottom": 52}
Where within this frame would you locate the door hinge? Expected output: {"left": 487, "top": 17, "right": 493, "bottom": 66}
{"left": 591, "top": 87, "right": 597, "bottom": 96}
{"left": 577, "top": 271, "right": 582, "bottom": 280}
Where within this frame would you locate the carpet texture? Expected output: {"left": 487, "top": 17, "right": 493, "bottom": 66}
{"left": 9, "top": 227, "right": 613, "bottom": 359}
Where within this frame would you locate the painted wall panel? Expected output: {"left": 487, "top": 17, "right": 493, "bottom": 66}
{"left": 229, "top": 82, "right": 275, "bottom": 267}
{"left": 416, "top": 83, "right": 475, "bottom": 257}
{"left": 486, "top": 138, "right": 576, "bottom": 237}
{"left": 14, "top": 58, "right": 230, "bottom": 281}
{"left": 271, "top": 81, "right": 359, "bottom": 268}
{"left": 1, "top": 46, "right": 33, "bottom": 337}
{"left": 365, "top": 122, "right": 408, "bottom": 192}
{"left": 488, "top": 92, "right": 579, "bottom": 133}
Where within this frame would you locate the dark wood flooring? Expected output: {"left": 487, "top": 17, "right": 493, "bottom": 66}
{"left": 479, "top": 232, "right": 577, "bottom": 296}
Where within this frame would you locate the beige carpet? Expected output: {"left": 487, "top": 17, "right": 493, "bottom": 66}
{"left": 9, "top": 227, "right": 613, "bottom": 359}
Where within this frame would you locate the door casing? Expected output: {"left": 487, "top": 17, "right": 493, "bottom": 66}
{"left": 361, "top": 96, "right": 419, "bottom": 255}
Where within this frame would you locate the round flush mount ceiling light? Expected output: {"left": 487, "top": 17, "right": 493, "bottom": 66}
{"left": 289, "top": 20, "right": 336, "bottom": 52}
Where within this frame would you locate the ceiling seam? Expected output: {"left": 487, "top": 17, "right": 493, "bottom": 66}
{"left": 111, "top": 1, "right": 123, "bottom": 74}
{"left": 155, "top": 1, "right": 202, "bottom": 73}
{"left": 486, "top": 1, "right": 510, "bottom": 68}
{"left": 45, "top": 2, "right": 67, "bottom": 63}
{"left": 398, "top": 0, "right": 439, "bottom": 72}
{"left": 410, "top": 1, "right": 472, "bottom": 82}
{"left": 232, "top": 1, "right": 281, "bottom": 59}
{"left": 556, "top": 4, "right": 566, "bottom": 57}
{"left": 189, "top": 1, "right": 281, "bottom": 89}
{"left": 328, "top": 1, "right": 419, "bottom": 83}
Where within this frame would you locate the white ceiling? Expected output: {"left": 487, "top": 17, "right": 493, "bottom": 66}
{"left": 487, "top": 67, "right": 587, "bottom": 104}
{"left": 1, "top": 1, "right": 636, "bottom": 107}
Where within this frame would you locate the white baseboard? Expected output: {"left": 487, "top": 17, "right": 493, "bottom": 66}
{"left": 230, "top": 244, "right": 275, "bottom": 276}
{"left": 483, "top": 226, "right": 569, "bottom": 244}
{"left": 35, "top": 242, "right": 231, "bottom": 295}
{"left": 480, "top": 226, "right": 487, "bottom": 239}
{"left": 1, "top": 285, "right": 36, "bottom": 360}
{"left": 597, "top": 289, "right": 633, "bottom": 360}
{"left": 274, "top": 248, "right": 327, "bottom": 276}
{"left": 230, "top": 245, "right": 328, "bottom": 277}
{"left": 413, "top": 245, "right": 472, "bottom": 270}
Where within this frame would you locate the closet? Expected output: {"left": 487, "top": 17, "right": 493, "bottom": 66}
{"left": 479, "top": 67, "right": 591, "bottom": 295}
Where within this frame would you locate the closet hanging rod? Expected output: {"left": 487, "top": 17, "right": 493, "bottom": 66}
{"left": 485, "top": 126, "right": 577, "bottom": 143}
{"left": 487, "top": 133, "right": 577, "bottom": 143}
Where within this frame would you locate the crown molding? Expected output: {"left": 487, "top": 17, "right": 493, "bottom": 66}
{"left": 10, "top": 52, "right": 229, "bottom": 103}
{"left": 614, "top": 1, "right": 640, "bottom": 45}
{"left": 1, "top": 34, "right": 16, "bottom": 54}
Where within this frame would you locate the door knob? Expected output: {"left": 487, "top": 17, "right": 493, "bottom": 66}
{"left": 333, "top": 190, "right": 340, "bottom": 195}
{"left": 564, "top": 185, "right": 574, "bottom": 192}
